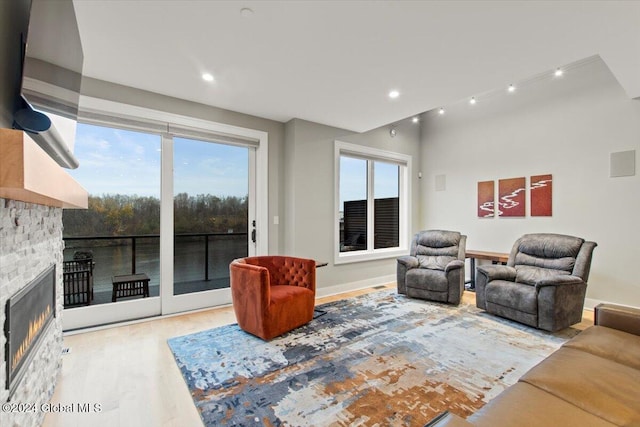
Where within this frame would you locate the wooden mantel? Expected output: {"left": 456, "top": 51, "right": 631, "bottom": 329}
{"left": 0, "top": 128, "right": 88, "bottom": 208}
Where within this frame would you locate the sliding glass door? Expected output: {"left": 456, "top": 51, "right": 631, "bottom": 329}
{"left": 62, "top": 123, "right": 163, "bottom": 328}
{"left": 62, "top": 120, "right": 261, "bottom": 328}
{"left": 162, "top": 136, "right": 255, "bottom": 313}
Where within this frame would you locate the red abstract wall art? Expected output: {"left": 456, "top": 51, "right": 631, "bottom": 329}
{"left": 531, "top": 174, "right": 552, "bottom": 216}
{"left": 498, "top": 177, "right": 526, "bottom": 217}
{"left": 477, "top": 180, "right": 495, "bottom": 217}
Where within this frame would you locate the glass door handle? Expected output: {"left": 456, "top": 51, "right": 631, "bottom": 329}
{"left": 251, "top": 220, "right": 256, "bottom": 243}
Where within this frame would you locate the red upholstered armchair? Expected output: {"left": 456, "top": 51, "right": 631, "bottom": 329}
{"left": 229, "top": 256, "right": 316, "bottom": 340}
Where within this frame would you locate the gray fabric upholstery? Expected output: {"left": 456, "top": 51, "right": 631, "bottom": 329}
{"left": 515, "top": 265, "right": 570, "bottom": 286}
{"left": 475, "top": 265, "right": 515, "bottom": 310}
{"left": 486, "top": 280, "right": 538, "bottom": 314}
{"left": 573, "top": 241, "right": 598, "bottom": 281}
{"left": 476, "top": 233, "right": 597, "bottom": 332}
{"left": 514, "top": 254, "right": 576, "bottom": 272}
{"left": 397, "top": 230, "right": 466, "bottom": 305}
{"left": 407, "top": 269, "right": 449, "bottom": 291}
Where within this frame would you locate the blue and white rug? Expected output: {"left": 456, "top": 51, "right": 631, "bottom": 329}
{"left": 168, "top": 291, "right": 578, "bottom": 426}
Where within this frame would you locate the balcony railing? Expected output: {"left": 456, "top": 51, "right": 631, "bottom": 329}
{"left": 62, "top": 232, "right": 248, "bottom": 306}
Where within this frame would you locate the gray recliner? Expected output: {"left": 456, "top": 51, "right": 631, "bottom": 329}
{"left": 397, "top": 230, "right": 467, "bottom": 305}
{"left": 475, "top": 233, "right": 597, "bottom": 332}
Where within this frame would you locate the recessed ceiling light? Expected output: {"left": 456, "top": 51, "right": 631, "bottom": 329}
{"left": 412, "top": 117, "right": 419, "bottom": 123}
{"left": 388, "top": 90, "right": 400, "bottom": 99}
{"left": 508, "top": 84, "right": 516, "bottom": 93}
{"left": 469, "top": 97, "right": 477, "bottom": 105}
{"left": 240, "top": 8, "right": 254, "bottom": 17}
{"left": 554, "top": 68, "right": 563, "bottom": 77}
{"left": 202, "top": 73, "right": 214, "bottom": 82}
{"left": 438, "top": 107, "right": 445, "bottom": 115}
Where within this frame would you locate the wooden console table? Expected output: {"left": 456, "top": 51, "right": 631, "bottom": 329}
{"left": 465, "top": 250, "right": 509, "bottom": 291}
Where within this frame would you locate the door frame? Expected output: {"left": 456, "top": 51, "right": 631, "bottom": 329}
{"left": 62, "top": 97, "right": 268, "bottom": 329}
{"left": 160, "top": 136, "right": 259, "bottom": 315}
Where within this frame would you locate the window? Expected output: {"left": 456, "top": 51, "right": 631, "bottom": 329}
{"left": 335, "top": 141, "right": 411, "bottom": 263}
{"left": 63, "top": 123, "right": 162, "bottom": 305}
{"left": 60, "top": 98, "right": 269, "bottom": 328}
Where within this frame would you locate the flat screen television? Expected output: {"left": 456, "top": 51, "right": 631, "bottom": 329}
{"left": 14, "top": 0, "right": 84, "bottom": 169}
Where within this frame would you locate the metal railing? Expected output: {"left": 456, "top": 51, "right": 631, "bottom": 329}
{"left": 63, "top": 232, "right": 248, "bottom": 281}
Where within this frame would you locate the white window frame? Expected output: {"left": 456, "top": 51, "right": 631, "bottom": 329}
{"left": 334, "top": 140, "right": 411, "bottom": 264}
{"left": 62, "top": 96, "right": 269, "bottom": 329}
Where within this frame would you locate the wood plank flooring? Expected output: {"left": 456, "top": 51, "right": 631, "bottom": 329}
{"left": 42, "top": 285, "right": 593, "bottom": 427}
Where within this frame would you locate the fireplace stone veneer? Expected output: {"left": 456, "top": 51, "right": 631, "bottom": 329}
{"left": 0, "top": 198, "right": 64, "bottom": 427}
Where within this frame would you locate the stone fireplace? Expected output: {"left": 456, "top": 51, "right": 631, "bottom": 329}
{"left": 5, "top": 264, "right": 57, "bottom": 398}
{"left": 0, "top": 199, "right": 64, "bottom": 427}
{"left": 0, "top": 129, "right": 87, "bottom": 427}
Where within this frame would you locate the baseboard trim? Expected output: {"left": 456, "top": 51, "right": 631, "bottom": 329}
{"left": 584, "top": 297, "right": 639, "bottom": 311}
{"left": 316, "top": 274, "right": 395, "bottom": 299}
{"left": 584, "top": 298, "right": 600, "bottom": 311}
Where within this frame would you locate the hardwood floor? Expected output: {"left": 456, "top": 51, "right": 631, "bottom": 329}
{"left": 42, "top": 285, "right": 594, "bottom": 427}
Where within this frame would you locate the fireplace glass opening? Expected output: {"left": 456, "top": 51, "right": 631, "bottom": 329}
{"left": 4, "top": 264, "right": 56, "bottom": 398}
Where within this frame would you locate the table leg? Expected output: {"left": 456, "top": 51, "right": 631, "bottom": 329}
{"left": 465, "top": 257, "right": 477, "bottom": 291}
{"left": 469, "top": 257, "right": 476, "bottom": 290}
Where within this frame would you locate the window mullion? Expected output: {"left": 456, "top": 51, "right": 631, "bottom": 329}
{"left": 367, "top": 160, "right": 375, "bottom": 252}
{"left": 159, "top": 134, "right": 174, "bottom": 314}
{"left": 398, "top": 163, "right": 406, "bottom": 249}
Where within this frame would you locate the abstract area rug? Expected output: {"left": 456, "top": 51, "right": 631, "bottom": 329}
{"left": 168, "top": 291, "right": 579, "bottom": 426}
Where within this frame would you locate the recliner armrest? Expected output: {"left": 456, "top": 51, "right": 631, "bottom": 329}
{"left": 534, "top": 275, "right": 584, "bottom": 289}
{"left": 397, "top": 255, "right": 419, "bottom": 269}
{"left": 595, "top": 303, "right": 640, "bottom": 336}
{"left": 445, "top": 259, "right": 465, "bottom": 272}
{"left": 476, "top": 264, "right": 516, "bottom": 281}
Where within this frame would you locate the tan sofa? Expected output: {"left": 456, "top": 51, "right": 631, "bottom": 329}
{"left": 430, "top": 304, "right": 640, "bottom": 427}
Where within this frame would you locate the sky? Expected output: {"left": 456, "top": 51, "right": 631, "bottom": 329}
{"left": 340, "top": 156, "right": 399, "bottom": 209}
{"left": 174, "top": 136, "right": 248, "bottom": 198}
{"left": 71, "top": 122, "right": 397, "bottom": 204}
{"left": 70, "top": 123, "right": 248, "bottom": 198}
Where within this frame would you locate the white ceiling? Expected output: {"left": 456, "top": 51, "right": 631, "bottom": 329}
{"left": 72, "top": 1, "right": 640, "bottom": 133}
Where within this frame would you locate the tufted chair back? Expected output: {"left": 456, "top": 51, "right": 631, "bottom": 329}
{"left": 507, "top": 233, "right": 597, "bottom": 285}
{"left": 241, "top": 256, "right": 315, "bottom": 290}
{"left": 411, "top": 230, "right": 465, "bottom": 270}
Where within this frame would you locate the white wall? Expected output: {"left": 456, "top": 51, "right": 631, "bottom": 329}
{"left": 283, "top": 118, "right": 421, "bottom": 294}
{"left": 420, "top": 57, "right": 640, "bottom": 307}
